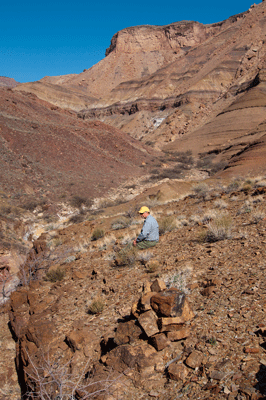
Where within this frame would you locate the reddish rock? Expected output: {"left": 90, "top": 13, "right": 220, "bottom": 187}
{"left": 150, "top": 289, "right": 194, "bottom": 319}
{"left": 168, "top": 362, "right": 189, "bottom": 381}
{"left": 150, "top": 333, "right": 170, "bottom": 351}
{"left": 244, "top": 347, "right": 260, "bottom": 354}
{"left": 166, "top": 328, "right": 190, "bottom": 341}
{"left": 138, "top": 309, "right": 159, "bottom": 337}
{"left": 185, "top": 350, "right": 203, "bottom": 369}
{"left": 139, "top": 291, "right": 157, "bottom": 312}
{"left": 201, "top": 286, "right": 216, "bottom": 297}
{"left": 105, "top": 342, "right": 158, "bottom": 373}
{"left": 114, "top": 320, "right": 142, "bottom": 345}
{"left": 150, "top": 279, "right": 167, "bottom": 292}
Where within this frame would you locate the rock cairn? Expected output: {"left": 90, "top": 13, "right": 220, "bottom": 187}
{"left": 102, "top": 278, "right": 195, "bottom": 383}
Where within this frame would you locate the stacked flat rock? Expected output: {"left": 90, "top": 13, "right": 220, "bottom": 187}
{"left": 114, "top": 279, "right": 194, "bottom": 352}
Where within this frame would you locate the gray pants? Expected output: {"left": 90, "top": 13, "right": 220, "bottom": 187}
{"left": 136, "top": 240, "right": 158, "bottom": 250}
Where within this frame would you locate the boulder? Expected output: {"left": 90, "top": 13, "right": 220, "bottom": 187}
{"left": 139, "top": 292, "right": 157, "bottom": 312}
{"left": 105, "top": 342, "right": 158, "bottom": 373}
{"left": 185, "top": 350, "right": 203, "bottom": 369}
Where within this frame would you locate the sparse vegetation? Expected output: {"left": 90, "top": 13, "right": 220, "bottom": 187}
{"left": 69, "top": 213, "right": 85, "bottom": 224}
{"left": 111, "top": 216, "right": 131, "bottom": 230}
{"left": 146, "top": 260, "right": 159, "bottom": 273}
{"left": 250, "top": 210, "right": 265, "bottom": 224}
{"left": 164, "top": 265, "right": 192, "bottom": 293}
{"left": 69, "top": 195, "right": 91, "bottom": 209}
{"left": 137, "top": 250, "right": 153, "bottom": 265}
{"left": 192, "top": 183, "right": 209, "bottom": 200}
{"left": 158, "top": 216, "right": 176, "bottom": 235}
{"left": 88, "top": 298, "right": 105, "bottom": 314}
{"left": 113, "top": 244, "right": 137, "bottom": 267}
{"left": 213, "top": 199, "right": 228, "bottom": 209}
{"left": 91, "top": 228, "right": 105, "bottom": 241}
{"left": 200, "top": 214, "right": 233, "bottom": 242}
{"left": 44, "top": 267, "right": 65, "bottom": 282}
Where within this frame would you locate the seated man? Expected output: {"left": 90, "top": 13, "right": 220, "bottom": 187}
{"left": 133, "top": 206, "right": 159, "bottom": 249}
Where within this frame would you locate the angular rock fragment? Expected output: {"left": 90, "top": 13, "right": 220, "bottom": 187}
{"left": 151, "top": 289, "right": 194, "bottom": 319}
{"left": 150, "top": 279, "right": 166, "bottom": 292}
{"left": 185, "top": 350, "right": 203, "bottom": 369}
{"left": 166, "top": 328, "right": 190, "bottom": 341}
{"left": 150, "top": 333, "right": 170, "bottom": 351}
{"left": 168, "top": 362, "right": 189, "bottom": 381}
{"left": 139, "top": 292, "right": 157, "bottom": 312}
{"left": 114, "top": 320, "right": 142, "bottom": 345}
{"left": 105, "top": 342, "right": 158, "bottom": 373}
{"left": 138, "top": 309, "right": 159, "bottom": 337}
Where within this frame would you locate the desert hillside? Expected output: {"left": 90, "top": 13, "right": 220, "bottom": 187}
{"left": 14, "top": 2, "right": 266, "bottom": 178}
{"left": 1, "top": 2, "right": 266, "bottom": 399}
{"left": 2, "top": 177, "right": 266, "bottom": 399}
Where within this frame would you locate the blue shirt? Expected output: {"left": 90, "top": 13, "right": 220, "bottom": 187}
{"left": 136, "top": 214, "right": 159, "bottom": 242}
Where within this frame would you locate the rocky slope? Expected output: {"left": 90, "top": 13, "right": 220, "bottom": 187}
{"left": 4, "top": 177, "right": 266, "bottom": 399}
{"left": 0, "top": 87, "right": 158, "bottom": 205}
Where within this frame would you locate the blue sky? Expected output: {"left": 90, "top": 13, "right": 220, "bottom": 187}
{"left": 0, "top": 0, "right": 260, "bottom": 83}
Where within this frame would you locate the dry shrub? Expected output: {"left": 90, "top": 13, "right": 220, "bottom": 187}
{"left": 45, "top": 267, "right": 65, "bottom": 282}
{"left": 137, "top": 250, "right": 153, "bottom": 265}
{"left": 70, "top": 195, "right": 91, "bottom": 209}
{"left": 192, "top": 183, "right": 209, "bottom": 200}
{"left": 226, "top": 179, "right": 242, "bottom": 193}
{"left": 69, "top": 213, "right": 85, "bottom": 224}
{"left": 201, "top": 210, "right": 217, "bottom": 224}
{"left": 88, "top": 298, "right": 105, "bottom": 314}
{"left": 250, "top": 210, "right": 265, "bottom": 224}
{"left": 213, "top": 199, "right": 228, "bottom": 209}
{"left": 164, "top": 264, "right": 192, "bottom": 293}
{"left": 91, "top": 228, "right": 105, "bottom": 241}
{"left": 255, "top": 179, "right": 266, "bottom": 188}
{"left": 158, "top": 216, "right": 176, "bottom": 234}
{"left": 111, "top": 217, "right": 131, "bottom": 230}
{"left": 113, "top": 245, "right": 137, "bottom": 267}
{"left": 200, "top": 214, "right": 233, "bottom": 242}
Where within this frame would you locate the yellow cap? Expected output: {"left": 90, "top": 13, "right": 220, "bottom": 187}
{"left": 139, "top": 206, "right": 150, "bottom": 214}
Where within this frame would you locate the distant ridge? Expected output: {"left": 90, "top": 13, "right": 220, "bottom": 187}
{"left": 0, "top": 76, "right": 19, "bottom": 88}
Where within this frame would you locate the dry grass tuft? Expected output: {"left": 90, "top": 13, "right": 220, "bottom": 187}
{"left": 250, "top": 210, "right": 265, "bottom": 224}
{"left": 158, "top": 216, "right": 176, "bottom": 234}
{"left": 91, "top": 228, "right": 105, "bottom": 241}
{"left": 192, "top": 183, "right": 209, "bottom": 200}
{"left": 88, "top": 298, "right": 105, "bottom": 314}
{"left": 200, "top": 214, "right": 233, "bottom": 242}
{"left": 113, "top": 244, "right": 138, "bottom": 267}
{"left": 45, "top": 267, "right": 65, "bottom": 282}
